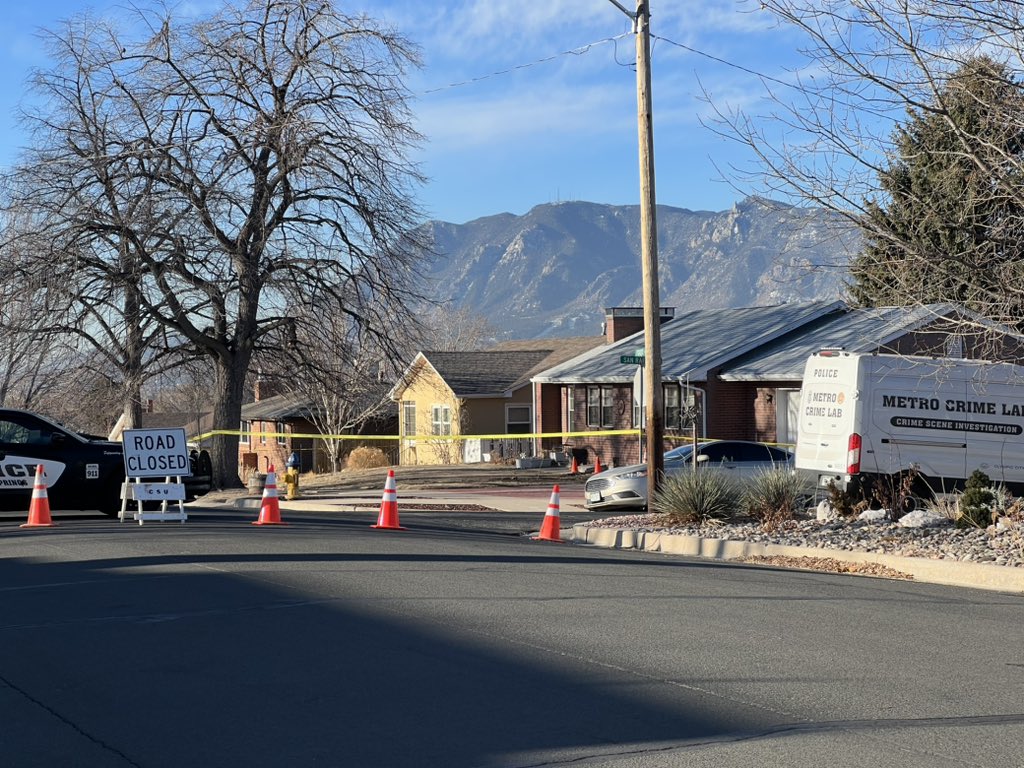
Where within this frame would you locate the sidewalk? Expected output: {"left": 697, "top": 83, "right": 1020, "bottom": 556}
{"left": 233, "top": 487, "right": 1024, "bottom": 596}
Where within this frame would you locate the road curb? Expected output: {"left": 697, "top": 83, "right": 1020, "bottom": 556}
{"left": 570, "top": 524, "right": 1024, "bottom": 594}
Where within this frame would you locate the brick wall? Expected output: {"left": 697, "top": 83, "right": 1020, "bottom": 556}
{"left": 705, "top": 376, "right": 757, "bottom": 441}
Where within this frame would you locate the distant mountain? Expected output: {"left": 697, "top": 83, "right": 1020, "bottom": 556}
{"left": 420, "top": 197, "right": 859, "bottom": 339}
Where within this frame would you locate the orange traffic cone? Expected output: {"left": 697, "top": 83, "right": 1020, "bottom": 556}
{"left": 569, "top": 456, "right": 579, "bottom": 474}
{"left": 252, "top": 465, "right": 287, "bottom": 526}
{"left": 21, "top": 464, "right": 56, "bottom": 528}
{"left": 593, "top": 456, "right": 602, "bottom": 474}
{"left": 371, "top": 469, "right": 405, "bottom": 530}
{"left": 532, "top": 485, "right": 564, "bottom": 542}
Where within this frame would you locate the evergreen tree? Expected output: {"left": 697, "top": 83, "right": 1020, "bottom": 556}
{"left": 850, "top": 57, "right": 1024, "bottom": 323}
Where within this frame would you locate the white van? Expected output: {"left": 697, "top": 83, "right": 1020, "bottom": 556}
{"left": 796, "top": 350, "right": 1024, "bottom": 498}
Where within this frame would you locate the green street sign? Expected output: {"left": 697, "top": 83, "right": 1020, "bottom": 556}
{"left": 620, "top": 355, "right": 645, "bottom": 365}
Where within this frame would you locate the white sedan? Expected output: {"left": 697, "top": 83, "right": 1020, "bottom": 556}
{"left": 583, "top": 440, "right": 794, "bottom": 511}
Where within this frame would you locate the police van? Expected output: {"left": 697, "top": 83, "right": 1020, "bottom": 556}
{"left": 0, "top": 408, "right": 210, "bottom": 516}
{"left": 796, "top": 351, "right": 1024, "bottom": 500}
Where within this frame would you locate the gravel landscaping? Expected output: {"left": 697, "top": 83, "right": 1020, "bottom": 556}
{"left": 582, "top": 512, "right": 1024, "bottom": 568}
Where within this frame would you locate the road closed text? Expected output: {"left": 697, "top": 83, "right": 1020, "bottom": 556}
{"left": 121, "top": 428, "right": 192, "bottom": 478}
{"left": 125, "top": 453, "right": 190, "bottom": 474}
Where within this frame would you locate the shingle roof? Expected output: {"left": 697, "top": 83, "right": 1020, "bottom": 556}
{"left": 491, "top": 336, "right": 607, "bottom": 388}
{"left": 422, "top": 350, "right": 554, "bottom": 397}
{"left": 719, "top": 303, "right": 1022, "bottom": 380}
{"left": 242, "top": 394, "right": 314, "bottom": 420}
{"left": 531, "top": 301, "right": 843, "bottom": 384}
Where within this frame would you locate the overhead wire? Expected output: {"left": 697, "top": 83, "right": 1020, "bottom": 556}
{"left": 417, "top": 29, "right": 800, "bottom": 97}
{"left": 650, "top": 33, "right": 797, "bottom": 90}
{"left": 420, "top": 33, "right": 633, "bottom": 95}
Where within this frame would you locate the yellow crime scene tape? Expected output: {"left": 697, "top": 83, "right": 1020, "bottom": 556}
{"left": 191, "top": 429, "right": 794, "bottom": 450}
{"left": 193, "top": 429, "right": 643, "bottom": 442}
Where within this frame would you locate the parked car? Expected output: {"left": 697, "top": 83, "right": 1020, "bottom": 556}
{"left": 0, "top": 408, "right": 211, "bottom": 516}
{"left": 584, "top": 440, "right": 794, "bottom": 511}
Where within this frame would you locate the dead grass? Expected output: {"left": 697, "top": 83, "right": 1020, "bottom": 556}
{"left": 735, "top": 554, "right": 914, "bottom": 581}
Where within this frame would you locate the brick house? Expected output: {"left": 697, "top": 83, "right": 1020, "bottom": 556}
{"left": 390, "top": 337, "right": 603, "bottom": 465}
{"left": 238, "top": 375, "right": 398, "bottom": 477}
{"left": 530, "top": 302, "right": 1013, "bottom": 468}
{"left": 238, "top": 392, "right": 319, "bottom": 476}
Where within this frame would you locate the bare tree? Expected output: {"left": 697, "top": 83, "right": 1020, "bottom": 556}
{"left": 259, "top": 297, "right": 397, "bottom": 471}
{"left": 4, "top": 0, "right": 428, "bottom": 488}
{"left": 413, "top": 304, "right": 497, "bottom": 352}
{"left": 148, "top": 355, "right": 218, "bottom": 436}
{"left": 710, "top": 0, "right": 1024, "bottom": 342}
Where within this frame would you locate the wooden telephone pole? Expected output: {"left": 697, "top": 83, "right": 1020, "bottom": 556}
{"left": 606, "top": 1, "right": 664, "bottom": 492}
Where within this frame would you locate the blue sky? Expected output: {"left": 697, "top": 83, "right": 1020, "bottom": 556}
{"left": 0, "top": 1, "right": 805, "bottom": 224}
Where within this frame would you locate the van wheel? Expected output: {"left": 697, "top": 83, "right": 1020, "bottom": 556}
{"left": 898, "top": 495, "right": 921, "bottom": 513}
{"left": 899, "top": 475, "right": 933, "bottom": 514}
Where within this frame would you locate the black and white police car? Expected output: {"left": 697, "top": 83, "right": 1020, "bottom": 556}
{"left": 0, "top": 407, "right": 211, "bottom": 516}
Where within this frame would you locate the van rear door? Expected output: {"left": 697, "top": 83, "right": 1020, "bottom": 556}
{"left": 795, "top": 352, "right": 861, "bottom": 485}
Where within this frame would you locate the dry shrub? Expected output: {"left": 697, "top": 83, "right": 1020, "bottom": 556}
{"left": 345, "top": 446, "right": 390, "bottom": 470}
{"left": 741, "top": 467, "right": 813, "bottom": 531}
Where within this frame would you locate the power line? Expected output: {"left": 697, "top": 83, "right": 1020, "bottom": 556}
{"left": 651, "top": 33, "right": 795, "bottom": 89}
{"left": 421, "top": 33, "right": 632, "bottom": 95}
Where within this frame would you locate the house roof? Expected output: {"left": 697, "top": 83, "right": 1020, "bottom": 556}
{"left": 415, "top": 350, "right": 553, "bottom": 397}
{"left": 490, "top": 336, "right": 606, "bottom": 389}
{"left": 531, "top": 301, "right": 844, "bottom": 384}
{"left": 390, "top": 337, "right": 606, "bottom": 400}
{"left": 107, "top": 410, "right": 214, "bottom": 442}
{"left": 719, "top": 303, "right": 1022, "bottom": 381}
{"left": 242, "top": 394, "right": 315, "bottom": 421}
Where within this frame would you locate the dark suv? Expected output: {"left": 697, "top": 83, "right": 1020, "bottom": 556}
{"left": 0, "top": 408, "right": 211, "bottom": 516}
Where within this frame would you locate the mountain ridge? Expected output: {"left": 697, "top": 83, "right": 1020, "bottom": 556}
{"left": 421, "top": 197, "right": 858, "bottom": 339}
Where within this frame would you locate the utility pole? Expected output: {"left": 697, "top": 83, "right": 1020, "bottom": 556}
{"left": 607, "top": 0, "right": 664, "bottom": 493}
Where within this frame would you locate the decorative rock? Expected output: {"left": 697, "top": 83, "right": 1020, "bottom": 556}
{"left": 816, "top": 500, "right": 840, "bottom": 522}
{"left": 858, "top": 508, "right": 888, "bottom": 522}
{"left": 897, "top": 510, "right": 949, "bottom": 528}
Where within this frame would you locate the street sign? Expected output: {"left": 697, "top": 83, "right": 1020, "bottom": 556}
{"left": 121, "top": 428, "right": 192, "bottom": 478}
{"left": 620, "top": 355, "right": 645, "bottom": 365}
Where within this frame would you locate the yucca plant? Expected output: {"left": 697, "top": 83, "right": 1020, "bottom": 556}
{"left": 650, "top": 469, "right": 741, "bottom": 525}
{"left": 741, "top": 467, "right": 813, "bottom": 529}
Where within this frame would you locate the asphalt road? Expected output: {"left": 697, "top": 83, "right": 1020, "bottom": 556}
{"left": 2, "top": 504, "right": 1023, "bottom": 767}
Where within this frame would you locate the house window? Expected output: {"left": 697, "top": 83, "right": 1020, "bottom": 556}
{"left": 259, "top": 421, "right": 267, "bottom": 445}
{"left": 664, "top": 384, "right": 681, "bottom": 430}
{"left": 276, "top": 421, "right": 287, "bottom": 446}
{"left": 402, "top": 402, "right": 416, "bottom": 436}
{"left": 506, "top": 404, "right": 532, "bottom": 434}
{"left": 431, "top": 405, "right": 451, "bottom": 436}
{"left": 240, "top": 421, "right": 250, "bottom": 446}
{"left": 946, "top": 335, "right": 964, "bottom": 358}
{"left": 566, "top": 386, "right": 574, "bottom": 432}
{"left": 587, "top": 385, "right": 614, "bottom": 428}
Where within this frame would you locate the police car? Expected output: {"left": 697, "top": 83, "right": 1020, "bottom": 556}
{"left": 0, "top": 408, "right": 211, "bottom": 516}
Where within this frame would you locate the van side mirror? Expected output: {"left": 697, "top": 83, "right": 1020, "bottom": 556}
{"left": 696, "top": 454, "right": 709, "bottom": 464}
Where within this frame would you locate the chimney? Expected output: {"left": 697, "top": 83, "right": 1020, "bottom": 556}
{"left": 603, "top": 307, "right": 675, "bottom": 344}
{"left": 254, "top": 371, "right": 272, "bottom": 402}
